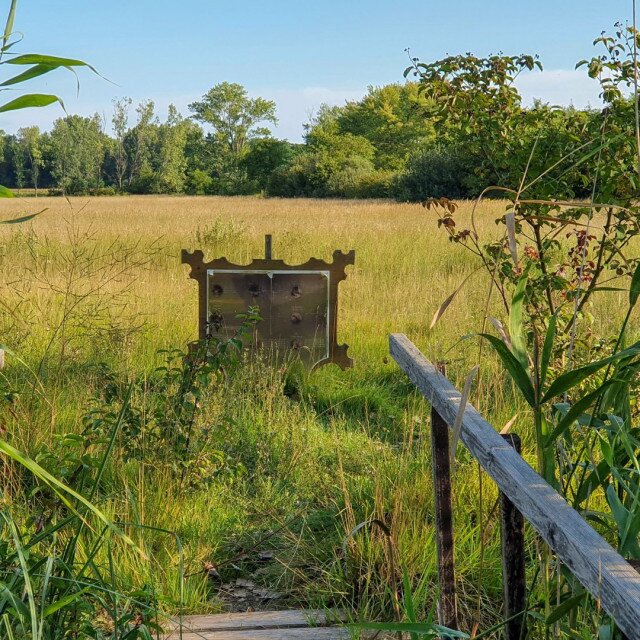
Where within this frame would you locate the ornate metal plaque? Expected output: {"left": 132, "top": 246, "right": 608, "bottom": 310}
{"left": 181, "top": 241, "right": 354, "bottom": 369}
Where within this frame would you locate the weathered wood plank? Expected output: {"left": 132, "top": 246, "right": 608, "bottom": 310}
{"left": 390, "top": 333, "right": 640, "bottom": 639}
{"left": 167, "top": 626, "right": 349, "bottom": 639}
{"left": 167, "top": 609, "right": 343, "bottom": 632}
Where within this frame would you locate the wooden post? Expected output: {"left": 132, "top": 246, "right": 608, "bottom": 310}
{"left": 265, "top": 234, "right": 272, "bottom": 260}
{"left": 431, "top": 362, "right": 458, "bottom": 630}
{"left": 500, "top": 433, "right": 527, "bottom": 639}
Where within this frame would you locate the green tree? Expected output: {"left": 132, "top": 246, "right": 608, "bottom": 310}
{"left": 240, "top": 138, "right": 299, "bottom": 191}
{"left": 154, "top": 105, "right": 195, "bottom": 192}
{"left": 188, "top": 82, "right": 277, "bottom": 155}
{"left": 111, "top": 97, "right": 132, "bottom": 190}
{"left": 124, "top": 100, "right": 157, "bottom": 189}
{"left": 7, "top": 133, "right": 25, "bottom": 188}
{"left": 47, "top": 114, "right": 107, "bottom": 194}
{"left": 328, "top": 83, "right": 436, "bottom": 170}
{"left": 17, "top": 125, "right": 43, "bottom": 194}
{"left": 270, "top": 105, "right": 384, "bottom": 197}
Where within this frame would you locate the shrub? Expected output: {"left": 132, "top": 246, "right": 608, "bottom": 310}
{"left": 395, "top": 144, "right": 475, "bottom": 201}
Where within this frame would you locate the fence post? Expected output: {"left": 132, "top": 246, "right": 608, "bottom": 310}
{"left": 500, "top": 433, "right": 527, "bottom": 639}
{"left": 264, "top": 234, "right": 273, "bottom": 260}
{"left": 431, "top": 362, "right": 458, "bottom": 630}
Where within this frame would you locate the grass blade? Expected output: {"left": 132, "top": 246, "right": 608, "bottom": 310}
{"left": 0, "top": 440, "right": 139, "bottom": 551}
{"left": 479, "top": 333, "right": 536, "bottom": 407}
{"left": 541, "top": 341, "right": 640, "bottom": 403}
{"left": 2, "top": 0, "right": 17, "bottom": 52}
{"left": 2, "top": 511, "right": 38, "bottom": 638}
{"left": 509, "top": 270, "right": 529, "bottom": 370}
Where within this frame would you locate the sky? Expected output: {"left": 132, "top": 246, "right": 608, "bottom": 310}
{"left": 0, "top": 1, "right": 634, "bottom": 141}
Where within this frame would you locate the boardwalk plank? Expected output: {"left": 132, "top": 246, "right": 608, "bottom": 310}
{"left": 164, "top": 609, "right": 350, "bottom": 639}
{"left": 168, "top": 627, "right": 350, "bottom": 639}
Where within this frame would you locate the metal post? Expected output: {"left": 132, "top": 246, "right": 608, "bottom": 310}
{"left": 265, "top": 234, "right": 272, "bottom": 260}
{"left": 500, "top": 433, "right": 527, "bottom": 639}
{"left": 431, "top": 362, "right": 458, "bottom": 630}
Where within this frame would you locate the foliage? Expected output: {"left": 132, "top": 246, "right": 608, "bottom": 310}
{"left": 47, "top": 114, "right": 108, "bottom": 194}
{"left": 240, "top": 138, "right": 300, "bottom": 192}
{"left": 396, "top": 144, "right": 475, "bottom": 201}
{"left": 189, "top": 82, "right": 277, "bottom": 156}
{"left": 0, "top": 401, "right": 161, "bottom": 639}
{"left": 0, "top": 0, "right": 95, "bottom": 212}
{"left": 324, "top": 83, "right": 436, "bottom": 171}
{"left": 80, "top": 308, "right": 260, "bottom": 486}
{"left": 421, "top": 26, "right": 640, "bottom": 638}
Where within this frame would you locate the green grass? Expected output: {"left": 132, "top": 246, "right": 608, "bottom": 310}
{"left": 0, "top": 195, "right": 633, "bottom": 635}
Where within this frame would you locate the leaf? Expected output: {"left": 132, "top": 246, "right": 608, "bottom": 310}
{"left": 540, "top": 313, "right": 557, "bottom": 390}
{"left": 43, "top": 587, "right": 91, "bottom": 617}
{"left": 509, "top": 270, "right": 528, "bottom": 370}
{"left": 0, "top": 184, "right": 14, "bottom": 198}
{"left": 575, "top": 459, "right": 611, "bottom": 505}
{"left": 488, "top": 317, "right": 512, "bottom": 350}
{"left": 0, "top": 209, "right": 46, "bottom": 224}
{"left": 0, "top": 440, "right": 140, "bottom": 552}
{"left": 606, "top": 484, "right": 628, "bottom": 536}
{"left": 0, "top": 63, "right": 56, "bottom": 86}
{"left": 479, "top": 333, "right": 536, "bottom": 407}
{"left": 546, "top": 381, "right": 614, "bottom": 444}
{"left": 430, "top": 268, "right": 480, "bottom": 329}
{"left": 451, "top": 365, "right": 479, "bottom": 470}
{"left": 2, "top": 512, "right": 38, "bottom": 636}
{"left": 500, "top": 413, "right": 518, "bottom": 434}
{"left": 2, "top": 0, "right": 17, "bottom": 51}
{"left": 541, "top": 342, "right": 640, "bottom": 403}
{"left": 4, "top": 53, "right": 97, "bottom": 73}
{"left": 630, "top": 261, "right": 640, "bottom": 308}
{"left": 545, "top": 591, "right": 587, "bottom": 625}
{"left": 0, "top": 93, "right": 62, "bottom": 112}
{"left": 505, "top": 210, "right": 518, "bottom": 266}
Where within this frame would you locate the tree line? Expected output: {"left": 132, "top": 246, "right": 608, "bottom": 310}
{"left": 0, "top": 75, "right": 628, "bottom": 201}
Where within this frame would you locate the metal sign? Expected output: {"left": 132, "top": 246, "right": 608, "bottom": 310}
{"left": 182, "top": 236, "right": 354, "bottom": 369}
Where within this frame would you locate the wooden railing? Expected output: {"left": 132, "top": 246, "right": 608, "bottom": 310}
{"left": 390, "top": 333, "right": 640, "bottom": 639}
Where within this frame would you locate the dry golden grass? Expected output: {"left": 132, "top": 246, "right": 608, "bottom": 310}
{"left": 0, "top": 195, "right": 507, "bottom": 372}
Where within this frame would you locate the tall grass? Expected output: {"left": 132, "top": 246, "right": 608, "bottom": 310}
{"left": 0, "top": 195, "right": 636, "bottom": 636}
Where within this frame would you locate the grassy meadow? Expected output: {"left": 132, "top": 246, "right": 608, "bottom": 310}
{"left": 0, "top": 195, "right": 633, "bottom": 632}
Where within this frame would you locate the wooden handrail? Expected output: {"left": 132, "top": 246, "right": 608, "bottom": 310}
{"left": 390, "top": 333, "right": 640, "bottom": 638}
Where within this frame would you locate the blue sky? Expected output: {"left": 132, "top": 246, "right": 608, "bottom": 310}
{"left": 1, "top": 0, "right": 633, "bottom": 140}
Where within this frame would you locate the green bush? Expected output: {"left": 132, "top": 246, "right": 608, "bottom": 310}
{"left": 395, "top": 144, "right": 475, "bottom": 201}
{"left": 185, "top": 168, "right": 214, "bottom": 195}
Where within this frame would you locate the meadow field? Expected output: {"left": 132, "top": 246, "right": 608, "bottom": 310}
{"left": 0, "top": 195, "right": 633, "bottom": 634}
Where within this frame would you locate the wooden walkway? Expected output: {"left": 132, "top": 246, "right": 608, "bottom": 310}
{"left": 165, "top": 610, "right": 350, "bottom": 639}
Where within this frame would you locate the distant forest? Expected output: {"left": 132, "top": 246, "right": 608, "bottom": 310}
{"left": 0, "top": 79, "right": 625, "bottom": 200}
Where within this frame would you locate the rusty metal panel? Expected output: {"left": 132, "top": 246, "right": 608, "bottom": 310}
{"left": 182, "top": 240, "right": 354, "bottom": 369}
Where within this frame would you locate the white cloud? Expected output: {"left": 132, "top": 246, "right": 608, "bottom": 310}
{"left": 515, "top": 68, "right": 602, "bottom": 109}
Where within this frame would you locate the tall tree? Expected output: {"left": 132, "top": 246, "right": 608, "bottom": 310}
{"left": 47, "top": 114, "right": 107, "bottom": 194}
{"left": 17, "top": 126, "right": 43, "bottom": 194}
{"left": 188, "top": 82, "right": 277, "bottom": 155}
{"left": 112, "top": 97, "right": 132, "bottom": 190}
{"left": 154, "top": 105, "right": 194, "bottom": 192}
{"left": 125, "top": 100, "right": 157, "bottom": 187}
